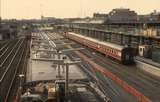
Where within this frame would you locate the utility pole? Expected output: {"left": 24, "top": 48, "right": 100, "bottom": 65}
{"left": 57, "top": 49, "right": 62, "bottom": 78}
{"left": 18, "top": 74, "right": 25, "bottom": 101}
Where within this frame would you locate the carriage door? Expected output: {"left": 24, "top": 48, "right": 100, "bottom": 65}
{"left": 125, "top": 54, "right": 130, "bottom": 61}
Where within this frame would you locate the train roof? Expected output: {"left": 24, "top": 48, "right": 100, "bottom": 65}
{"left": 69, "top": 32, "right": 124, "bottom": 51}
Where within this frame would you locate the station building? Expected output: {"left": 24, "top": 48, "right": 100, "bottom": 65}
{"left": 108, "top": 8, "right": 138, "bottom": 22}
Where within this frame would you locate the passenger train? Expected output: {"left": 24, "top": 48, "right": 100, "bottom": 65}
{"left": 65, "top": 32, "right": 134, "bottom": 64}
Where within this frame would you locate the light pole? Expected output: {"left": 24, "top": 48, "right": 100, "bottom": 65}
{"left": 18, "top": 74, "right": 25, "bottom": 101}
{"left": 57, "top": 50, "right": 62, "bottom": 78}
{"left": 19, "top": 74, "right": 25, "bottom": 86}
{"left": 65, "top": 63, "right": 69, "bottom": 99}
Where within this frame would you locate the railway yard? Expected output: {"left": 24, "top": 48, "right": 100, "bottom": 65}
{"left": 62, "top": 31, "right": 160, "bottom": 101}
{"left": 0, "top": 38, "right": 30, "bottom": 102}
{"left": 0, "top": 30, "right": 160, "bottom": 102}
{"left": 70, "top": 42, "right": 160, "bottom": 101}
{"left": 1, "top": 1, "right": 160, "bottom": 102}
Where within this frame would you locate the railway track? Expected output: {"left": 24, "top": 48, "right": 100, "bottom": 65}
{"left": 67, "top": 47, "right": 137, "bottom": 102}
{"left": 41, "top": 31, "right": 159, "bottom": 101}
{"left": 0, "top": 39, "right": 22, "bottom": 77}
{"left": 70, "top": 42, "right": 160, "bottom": 101}
{"left": 0, "top": 38, "right": 28, "bottom": 102}
{"left": 7, "top": 39, "right": 30, "bottom": 102}
{"left": 84, "top": 47, "right": 160, "bottom": 97}
{"left": 0, "top": 40, "right": 9, "bottom": 47}
{"left": 0, "top": 41, "right": 10, "bottom": 54}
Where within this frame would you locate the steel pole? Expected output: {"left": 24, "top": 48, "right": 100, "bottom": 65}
{"left": 65, "top": 63, "right": 69, "bottom": 99}
{"left": 58, "top": 53, "right": 61, "bottom": 78}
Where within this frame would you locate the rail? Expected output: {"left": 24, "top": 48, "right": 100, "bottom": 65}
{"left": 0, "top": 41, "right": 10, "bottom": 52}
{"left": 0, "top": 39, "right": 25, "bottom": 102}
{"left": 0, "top": 39, "right": 22, "bottom": 67}
{"left": 4, "top": 43, "right": 25, "bottom": 102}
{"left": 73, "top": 50, "right": 152, "bottom": 102}
{"left": 0, "top": 39, "right": 24, "bottom": 81}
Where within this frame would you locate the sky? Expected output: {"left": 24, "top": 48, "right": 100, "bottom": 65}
{"left": 1, "top": 0, "right": 160, "bottom": 19}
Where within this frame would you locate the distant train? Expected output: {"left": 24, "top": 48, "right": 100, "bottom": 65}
{"left": 65, "top": 32, "right": 134, "bottom": 64}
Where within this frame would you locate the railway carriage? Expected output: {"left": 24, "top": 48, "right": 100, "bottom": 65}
{"left": 65, "top": 32, "right": 134, "bottom": 64}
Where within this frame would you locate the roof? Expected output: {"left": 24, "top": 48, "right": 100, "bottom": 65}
{"left": 71, "top": 18, "right": 106, "bottom": 24}
{"left": 69, "top": 32, "right": 124, "bottom": 51}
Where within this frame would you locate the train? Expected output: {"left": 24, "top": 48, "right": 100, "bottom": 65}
{"left": 64, "top": 32, "right": 134, "bottom": 65}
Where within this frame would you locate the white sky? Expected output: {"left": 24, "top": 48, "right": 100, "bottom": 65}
{"left": 1, "top": 0, "right": 160, "bottom": 19}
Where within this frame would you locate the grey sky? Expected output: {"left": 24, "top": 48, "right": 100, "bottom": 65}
{"left": 1, "top": 0, "right": 160, "bottom": 19}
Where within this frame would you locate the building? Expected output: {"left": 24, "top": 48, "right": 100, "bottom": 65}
{"left": 108, "top": 8, "right": 138, "bottom": 22}
{"left": 138, "top": 10, "right": 160, "bottom": 22}
{"left": 0, "top": 22, "right": 18, "bottom": 40}
{"left": 93, "top": 13, "right": 108, "bottom": 19}
{"left": 41, "top": 16, "right": 56, "bottom": 21}
{"left": 138, "top": 15, "right": 150, "bottom": 22}
{"left": 149, "top": 10, "right": 160, "bottom": 21}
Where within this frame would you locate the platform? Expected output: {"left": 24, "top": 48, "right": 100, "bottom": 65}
{"left": 26, "top": 32, "right": 87, "bottom": 83}
{"left": 135, "top": 56, "right": 160, "bottom": 78}
{"left": 27, "top": 60, "right": 86, "bottom": 82}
